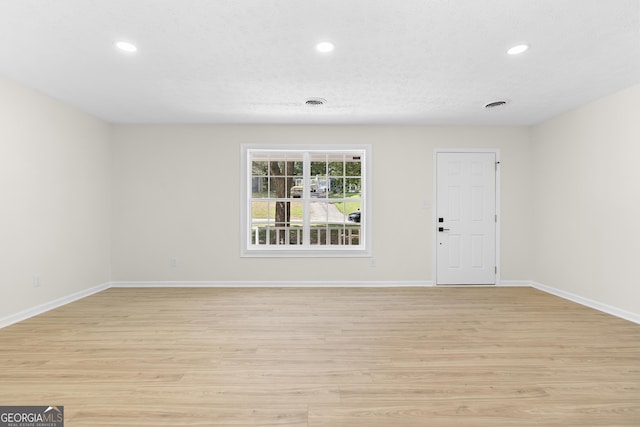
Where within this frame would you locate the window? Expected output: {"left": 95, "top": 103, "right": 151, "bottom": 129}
{"left": 241, "top": 145, "right": 371, "bottom": 256}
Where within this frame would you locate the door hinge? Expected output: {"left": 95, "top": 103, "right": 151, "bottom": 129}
{"left": 495, "top": 266, "right": 497, "bottom": 274}
{"left": 495, "top": 214, "right": 497, "bottom": 222}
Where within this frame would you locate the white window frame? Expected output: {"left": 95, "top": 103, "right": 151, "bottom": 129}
{"left": 240, "top": 144, "right": 372, "bottom": 257}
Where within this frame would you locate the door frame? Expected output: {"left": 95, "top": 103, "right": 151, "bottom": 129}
{"left": 433, "top": 148, "right": 501, "bottom": 285}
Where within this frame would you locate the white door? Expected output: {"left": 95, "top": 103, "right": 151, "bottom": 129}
{"left": 436, "top": 152, "right": 497, "bottom": 285}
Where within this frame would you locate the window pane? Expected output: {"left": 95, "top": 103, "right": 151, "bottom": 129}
{"left": 328, "top": 161, "right": 344, "bottom": 176}
{"left": 329, "top": 200, "right": 347, "bottom": 224}
{"left": 346, "top": 178, "right": 361, "bottom": 195}
{"left": 346, "top": 205, "right": 362, "bottom": 224}
{"left": 329, "top": 177, "right": 344, "bottom": 197}
{"left": 269, "top": 177, "right": 287, "bottom": 198}
{"left": 268, "top": 160, "right": 285, "bottom": 176}
{"left": 272, "top": 201, "right": 291, "bottom": 227}
{"left": 314, "top": 177, "right": 329, "bottom": 198}
{"left": 310, "top": 200, "right": 354, "bottom": 225}
{"left": 252, "top": 161, "right": 268, "bottom": 176}
{"left": 290, "top": 180, "right": 303, "bottom": 198}
{"left": 346, "top": 158, "right": 361, "bottom": 176}
{"left": 285, "top": 178, "right": 295, "bottom": 199}
{"left": 287, "top": 227, "right": 304, "bottom": 245}
{"left": 329, "top": 199, "right": 361, "bottom": 224}
{"left": 309, "top": 200, "right": 326, "bottom": 224}
{"left": 252, "top": 176, "right": 269, "bottom": 198}
{"left": 251, "top": 201, "right": 273, "bottom": 222}
{"left": 344, "top": 225, "right": 360, "bottom": 245}
{"left": 290, "top": 201, "right": 304, "bottom": 221}
{"left": 287, "top": 161, "right": 303, "bottom": 176}
{"left": 310, "top": 160, "right": 327, "bottom": 176}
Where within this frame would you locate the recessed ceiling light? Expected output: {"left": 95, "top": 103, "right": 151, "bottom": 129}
{"left": 115, "top": 41, "right": 138, "bottom": 53}
{"left": 507, "top": 44, "right": 529, "bottom": 55}
{"left": 315, "top": 42, "right": 335, "bottom": 53}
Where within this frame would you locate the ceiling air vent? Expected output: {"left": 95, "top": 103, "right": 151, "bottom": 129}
{"left": 305, "top": 97, "right": 327, "bottom": 106}
{"left": 484, "top": 100, "right": 508, "bottom": 109}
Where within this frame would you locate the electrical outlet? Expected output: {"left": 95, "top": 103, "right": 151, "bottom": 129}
{"left": 171, "top": 257, "right": 177, "bottom": 268}
{"left": 369, "top": 258, "right": 376, "bottom": 268}
{"left": 33, "top": 274, "right": 41, "bottom": 288}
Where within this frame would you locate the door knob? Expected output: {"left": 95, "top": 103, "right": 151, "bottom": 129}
{"left": 438, "top": 227, "right": 450, "bottom": 232}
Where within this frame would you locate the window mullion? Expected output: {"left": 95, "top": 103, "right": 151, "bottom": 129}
{"left": 266, "top": 160, "right": 271, "bottom": 247}
{"left": 303, "top": 152, "right": 311, "bottom": 247}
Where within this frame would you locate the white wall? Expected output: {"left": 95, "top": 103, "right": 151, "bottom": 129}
{"left": 531, "top": 84, "right": 640, "bottom": 315}
{"left": 111, "top": 125, "right": 532, "bottom": 283}
{"left": 3, "top": 70, "right": 639, "bottom": 323}
{"left": 0, "top": 75, "right": 112, "bottom": 320}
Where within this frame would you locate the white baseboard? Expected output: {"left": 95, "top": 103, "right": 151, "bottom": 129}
{"left": 531, "top": 281, "right": 640, "bottom": 324}
{"left": 3, "top": 279, "right": 638, "bottom": 328}
{"left": 110, "top": 280, "right": 435, "bottom": 288}
{"left": 497, "top": 280, "right": 531, "bottom": 287}
{"left": 0, "top": 282, "right": 110, "bottom": 329}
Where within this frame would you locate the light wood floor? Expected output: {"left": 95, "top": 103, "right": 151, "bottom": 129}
{"left": 0, "top": 287, "right": 639, "bottom": 426}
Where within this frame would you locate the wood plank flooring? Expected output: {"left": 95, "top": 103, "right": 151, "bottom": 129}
{"left": 0, "top": 287, "right": 639, "bottom": 426}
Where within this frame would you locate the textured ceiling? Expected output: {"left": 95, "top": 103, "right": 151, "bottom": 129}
{"left": 0, "top": 0, "right": 638, "bottom": 125}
